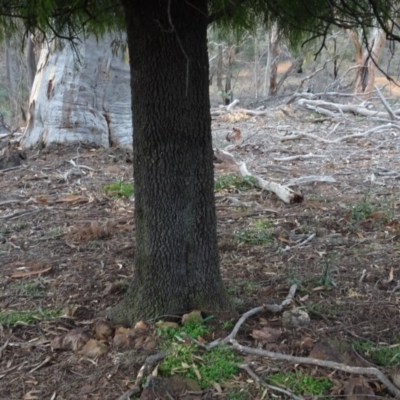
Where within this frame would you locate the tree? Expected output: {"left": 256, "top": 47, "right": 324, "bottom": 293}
{"left": 347, "top": 25, "right": 389, "bottom": 95}
{"left": 2, "top": 0, "right": 399, "bottom": 326}
{"left": 21, "top": 34, "right": 132, "bottom": 148}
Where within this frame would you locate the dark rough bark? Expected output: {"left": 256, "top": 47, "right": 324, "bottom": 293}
{"left": 109, "top": 0, "right": 232, "bottom": 326}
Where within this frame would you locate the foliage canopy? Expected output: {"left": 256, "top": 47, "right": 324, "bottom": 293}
{"left": 0, "top": 0, "right": 398, "bottom": 48}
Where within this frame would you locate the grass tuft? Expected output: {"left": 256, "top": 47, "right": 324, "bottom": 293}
{"left": 0, "top": 309, "right": 61, "bottom": 327}
{"left": 215, "top": 174, "right": 256, "bottom": 192}
{"left": 355, "top": 341, "right": 400, "bottom": 366}
{"left": 157, "top": 320, "right": 241, "bottom": 388}
{"left": 234, "top": 219, "right": 274, "bottom": 245}
{"left": 103, "top": 180, "right": 134, "bottom": 198}
{"left": 267, "top": 371, "right": 333, "bottom": 396}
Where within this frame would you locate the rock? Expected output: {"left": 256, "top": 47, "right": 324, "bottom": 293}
{"left": 140, "top": 376, "right": 200, "bottom": 400}
{"left": 113, "top": 323, "right": 151, "bottom": 350}
{"left": 282, "top": 308, "right": 310, "bottom": 328}
{"left": 80, "top": 339, "right": 109, "bottom": 358}
{"left": 182, "top": 310, "right": 202, "bottom": 325}
{"left": 51, "top": 328, "right": 92, "bottom": 351}
{"left": 93, "top": 319, "right": 114, "bottom": 341}
{"left": 155, "top": 321, "right": 180, "bottom": 330}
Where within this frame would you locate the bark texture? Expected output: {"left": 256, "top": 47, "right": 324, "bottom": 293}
{"left": 109, "top": 0, "right": 231, "bottom": 325}
{"left": 21, "top": 35, "right": 132, "bottom": 148}
{"left": 348, "top": 27, "right": 388, "bottom": 96}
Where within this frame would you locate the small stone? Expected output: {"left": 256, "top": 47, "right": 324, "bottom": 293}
{"left": 182, "top": 310, "right": 202, "bottom": 325}
{"left": 93, "top": 319, "right": 114, "bottom": 341}
{"left": 155, "top": 321, "right": 180, "bottom": 330}
{"left": 282, "top": 308, "right": 310, "bottom": 328}
{"left": 80, "top": 339, "right": 109, "bottom": 358}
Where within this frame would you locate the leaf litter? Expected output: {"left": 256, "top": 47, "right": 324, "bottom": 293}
{"left": 0, "top": 103, "right": 400, "bottom": 398}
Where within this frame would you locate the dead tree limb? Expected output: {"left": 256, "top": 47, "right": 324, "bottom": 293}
{"left": 207, "top": 284, "right": 298, "bottom": 349}
{"left": 296, "top": 98, "right": 400, "bottom": 119}
{"left": 280, "top": 123, "right": 400, "bottom": 143}
{"left": 230, "top": 341, "right": 400, "bottom": 398}
{"left": 374, "top": 85, "right": 397, "bottom": 120}
{"left": 239, "top": 162, "right": 303, "bottom": 204}
{"left": 239, "top": 363, "right": 305, "bottom": 400}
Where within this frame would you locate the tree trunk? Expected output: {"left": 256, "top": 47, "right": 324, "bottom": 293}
{"left": 5, "top": 40, "right": 16, "bottom": 124}
{"left": 26, "top": 34, "right": 37, "bottom": 90}
{"left": 265, "top": 23, "right": 280, "bottom": 97}
{"left": 348, "top": 26, "right": 388, "bottom": 96}
{"left": 110, "top": 0, "right": 232, "bottom": 326}
{"left": 216, "top": 44, "right": 224, "bottom": 103}
{"left": 21, "top": 35, "right": 132, "bottom": 148}
{"left": 224, "top": 47, "right": 234, "bottom": 105}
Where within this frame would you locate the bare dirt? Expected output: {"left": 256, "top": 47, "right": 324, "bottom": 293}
{"left": 1, "top": 100, "right": 400, "bottom": 399}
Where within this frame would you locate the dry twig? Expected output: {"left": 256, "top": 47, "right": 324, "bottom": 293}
{"left": 207, "top": 284, "right": 297, "bottom": 349}
{"left": 239, "top": 363, "right": 304, "bottom": 400}
{"left": 116, "top": 352, "right": 168, "bottom": 400}
{"left": 230, "top": 340, "right": 400, "bottom": 398}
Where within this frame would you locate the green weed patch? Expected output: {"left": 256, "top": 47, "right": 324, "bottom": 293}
{"left": 215, "top": 174, "right": 256, "bottom": 192}
{"left": 103, "top": 180, "right": 134, "bottom": 198}
{"left": 0, "top": 309, "right": 61, "bottom": 327}
{"left": 267, "top": 371, "right": 333, "bottom": 396}
{"left": 235, "top": 219, "right": 274, "bottom": 245}
{"left": 158, "top": 320, "right": 241, "bottom": 389}
{"left": 355, "top": 341, "right": 400, "bottom": 366}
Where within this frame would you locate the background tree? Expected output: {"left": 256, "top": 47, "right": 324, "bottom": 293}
{"left": 21, "top": 34, "right": 132, "bottom": 148}
{"left": 1, "top": 0, "right": 399, "bottom": 326}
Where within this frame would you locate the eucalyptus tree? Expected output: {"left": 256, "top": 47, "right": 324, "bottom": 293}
{"left": 3, "top": 0, "right": 398, "bottom": 325}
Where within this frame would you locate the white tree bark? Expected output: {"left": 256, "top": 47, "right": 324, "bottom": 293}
{"left": 21, "top": 35, "right": 132, "bottom": 148}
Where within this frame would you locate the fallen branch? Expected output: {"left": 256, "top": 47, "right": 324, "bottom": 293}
{"left": 281, "top": 233, "right": 316, "bottom": 252}
{"left": 207, "top": 284, "right": 297, "bottom": 349}
{"left": 285, "top": 175, "right": 336, "bottom": 187}
{"left": 239, "top": 162, "right": 303, "bottom": 204}
{"left": 286, "top": 59, "right": 331, "bottom": 105}
{"left": 239, "top": 363, "right": 304, "bottom": 400}
{"left": 296, "top": 98, "right": 400, "bottom": 119}
{"left": 211, "top": 99, "right": 269, "bottom": 117}
{"left": 375, "top": 85, "right": 397, "bottom": 120}
{"left": 230, "top": 340, "right": 400, "bottom": 398}
{"left": 273, "top": 153, "right": 327, "bottom": 161}
{"left": 116, "top": 351, "right": 168, "bottom": 400}
{"left": 280, "top": 123, "right": 400, "bottom": 144}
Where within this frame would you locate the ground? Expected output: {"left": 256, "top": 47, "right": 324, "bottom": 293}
{"left": 1, "top": 100, "right": 400, "bottom": 399}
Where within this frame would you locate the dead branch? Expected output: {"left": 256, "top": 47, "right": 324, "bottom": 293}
{"left": 375, "top": 85, "right": 397, "bottom": 120}
{"left": 285, "top": 89, "right": 373, "bottom": 104}
{"left": 285, "top": 175, "right": 336, "bottom": 186}
{"left": 281, "top": 233, "right": 316, "bottom": 252}
{"left": 230, "top": 340, "right": 400, "bottom": 398}
{"left": 286, "top": 59, "right": 331, "bottom": 105}
{"left": 273, "top": 153, "right": 327, "bottom": 161}
{"left": 225, "top": 196, "right": 259, "bottom": 208}
{"left": 226, "top": 99, "right": 240, "bottom": 111}
{"left": 207, "top": 284, "right": 297, "bottom": 349}
{"left": 239, "top": 162, "right": 303, "bottom": 204}
{"left": 117, "top": 351, "right": 168, "bottom": 400}
{"left": 280, "top": 123, "right": 400, "bottom": 144}
{"left": 239, "top": 363, "right": 305, "bottom": 400}
{"left": 211, "top": 99, "right": 269, "bottom": 117}
{"left": 296, "top": 98, "right": 400, "bottom": 119}
{"left": 214, "top": 148, "right": 303, "bottom": 204}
